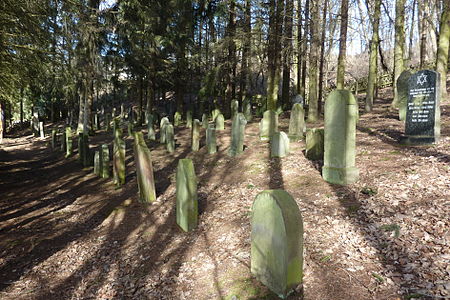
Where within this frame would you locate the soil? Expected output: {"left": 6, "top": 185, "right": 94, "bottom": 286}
{"left": 0, "top": 92, "right": 449, "bottom": 300}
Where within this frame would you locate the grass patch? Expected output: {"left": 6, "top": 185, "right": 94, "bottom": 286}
{"left": 388, "top": 150, "right": 402, "bottom": 155}
{"left": 361, "top": 186, "right": 377, "bottom": 196}
{"left": 371, "top": 272, "right": 384, "bottom": 283}
{"left": 380, "top": 224, "right": 400, "bottom": 238}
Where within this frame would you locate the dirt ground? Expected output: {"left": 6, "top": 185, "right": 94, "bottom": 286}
{"left": 0, "top": 92, "right": 449, "bottom": 300}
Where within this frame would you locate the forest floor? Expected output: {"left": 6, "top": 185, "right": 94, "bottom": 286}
{"left": 0, "top": 90, "right": 449, "bottom": 300}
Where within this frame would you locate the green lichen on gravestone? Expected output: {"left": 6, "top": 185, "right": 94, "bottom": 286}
{"left": 251, "top": 190, "right": 303, "bottom": 299}
{"left": 105, "top": 113, "right": 111, "bottom": 131}
{"left": 51, "top": 129, "right": 57, "bottom": 149}
{"left": 206, "top": 124, "right": 217, "bottom": 154}
{"left": 288, "top": 104, "right": 305, "bottom": 141}
{"left": 323, "top": 90, "right": 359, "bottom": 185}
{"left": 61, "top": 130, "right": 66, "bottom": 152}
{"left": 78, "top": 132, "right": 90, "bottom": 167}
{"left": 113, "top": 136, "right": 126, "bottom": 187}
{"left": 65, "top": 127, "right": 73, "bottom": 157}
{"left": 174, "top": 111, "right": 182, "bottom": 126}
{"left": 186, "top": 110, "right": 193, "bottom": 128}
{"left": 397, "top": 70, "right": 412, "bottom": 121}
{"left": 94, "top": 150, "right": 101, "bottom": 176}
{"left": 215, "top": 113, "right": 225, "bottom": 130}
{"left": 231, "top": 100, "right": 239, "bottom": 119}
{"left": 271, "top": 132, "right": 290, "bottom": 158}
{"left": 305, "top": 128, "right": 324, "bottom": 160}
{"left": 211, "top": 108, "right": 221, "bottom": 121}
{"left": 191, "top": 119, "right": 201, "bottom": 151}
{"left": 228, "top": 113, "right": 247, "bottom": 157}
{"left": 202, "top": 113, "right": 208, "bottom": 129}
{"left": 243, "top": 97, "right": 252, "bottom": 121}
{"left": 259, "top": 110, "right": 278, "bottom": 141}
{"left": 133, "top": 132, "right": 157, "bottom": 203}
{"left": 160, "top": 117, "right": 170, "bottom": 143}
{"left": 101, "top": 144, "right": 110, "bottom": 178}
{"left": 176, "top": 159, "right": 198, "bottom": 232}
{"left": 166, "top": 123, "right": 175, "bottom": 153}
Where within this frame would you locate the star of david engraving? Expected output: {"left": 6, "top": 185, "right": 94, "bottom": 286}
{"left": 417, "top": 73, "right": 427, "bottom": 85}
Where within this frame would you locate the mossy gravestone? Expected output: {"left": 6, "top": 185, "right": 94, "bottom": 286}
{"left": 215, "top": 113, "right": 225, "bottom": 130}
{"left": 61, "top": 130, "right": 66, "bottom": 152}
{"left": 401, "top": 69, "right": 441, "bottom": 144}
{"left": 231, "top": 100, "right": 239, "bottom": 119}
{"left": 65, "top": 127, "right": 73, "bottom": 157}
{"left": 206, "top": 124, "right": 217, "bottom": 154}
{"left": 147, "top": 114, "right": 156, "bottom": 140}
{"left": 160, "top": 117, "right": 170, "bottom": 143}
{"left": 305, "top": 128, "right": 324, "bottom": 160}
{"left": 398, "top": 71, "right": 413, "bottom": 121}
{"left": 133, "top": 132, "right": 157, "bottom": 203}
{"left": 201, "top": 113, "right": 208, "bottom": 129}
{"left": 211, "top": 108, "right": 221, "bottom": 121}
{"left": 323, "top": 90, "right": 359, "bottom": 185}
{"left": 176, "top": 159, "right": 198, "bottom": 232}
{"left": 166, "top": 123, "right": 175, "bottom": 153}
{"left": 288, "top": 104, "right": 305, "bottom": 141}
{"left": 191, "top": 119, "right": 201, "bottom": 151}
{"left": 113, "top": 133, "right": 126, "bottom": 187}
{"left": 78, "top": 133, "right": 90, "bottom": 167}
{"left": 271, "top": 132, "right": 290, "bottom": 158}
{"left": 259, "top": 110, "right": 278, "bottom": 141}
{"left": 186, "top": 110, "right": 193, "bottom": 128}
{"left": 101, "top": 144, "right": 110, "bottom": 178}
{"left": 105, "top": 113, "right": 111, "bottom": 131}
{"left": 51, "top": 129, "right": 57, "bottom": 149}
{"left": 174, "top": 111, "right": 182, "bottom": 126}
{"left": 94, "top": 151, "right": 101, "bottom": 176}
{"left": 251, "top": 190, "right": 303, "bottom": 299}
{"left": 228, "top": 113, "right": 247, "bottom": 157}
{"left": 243, "top": 98, "right": 252, "bottom": 121}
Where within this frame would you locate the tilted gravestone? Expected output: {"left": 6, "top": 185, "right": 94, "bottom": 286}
{"left": 174, "top": 111, "right": 182, "bottom": 127}
{"left": 305, "top": 128, "right": 324, "bottom": 160}
{"left": 271, "top": 132, "right": 290, "bottom": 158}
{"left": 231, "top": 100, "right": 239, "bottom": 119}
{"left": 113, "top": 133, "right": 126, "bottom": 187}
{"left": 94, "top": 150, "right": 101, "bottom": 176}
{"left": 401, "top": 69, "right": 441, "bottom": 144}
{"left": 323, "top": 90, "right": 359, "bottom": 185}
{"left": 259, "top": 110, "right": 278, "bottom": 141}
{"left": 201, "top": 113, "right": 208, "bottom": 129}
{"left": 160, "top": 117, "right": 170, "bottom": 143}
{"left": 243, "top": 98, "right": 252, "bottom": 121}
{"left": 211, "top": 108, "right": 221, "bottom": 121}
{"left": 191, "top": 119, "right": 201, "bottom": 151}
{"left": 147, "top": 114, "right": 156, "bottom": 140}
{"left": 186, "top": 110, "right": 193, "bottom": 128}
{"left": 39, "top": 122, "right": 45, "bottom": 138}
{"left": 251, "top": 190, "right": 303, "bottom": 299}
{"left": 166, "top": 123, "right": 175, "bottom": 153}
{"left": 101, "top": 144, "right": 110, "bottom": 178}
{"left": 228, "top": 113, "right": 247, "bottom": 157}
{"left": 65, "top": 127, "right": 73, "bottom": 157}
{"left": 206, "top": 124, "right": 217, "bottom": 154}
{"left": 133, "top": 132, "right": 157, "bottom": 202}
{"left": 215, "top": 113, "right": 225, "bottom": 130}
{"left": 288, "top": 103, "right": 305, "bottom": 141}
{"left": 176, "top": 159, "right": 198, "bottom": 232}
{"left": 397, "top": 70, "right": 412, "bottom": 121}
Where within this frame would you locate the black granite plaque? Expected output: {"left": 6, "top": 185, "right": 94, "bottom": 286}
{"left": 402, "top": 70, "right": 440, "bottom": 144}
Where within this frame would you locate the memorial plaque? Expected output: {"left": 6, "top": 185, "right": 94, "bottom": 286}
{"left": 402, "top": 70, "right": 440, "bottom": 144}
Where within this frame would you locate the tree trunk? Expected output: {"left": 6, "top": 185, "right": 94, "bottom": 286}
{"left": 225, "top": 0, "right": 237, "bottom": 116}
{"left": 436, "top": 0, "right": 450, "bottom": 100}
{"left": 307, "top": 0, "right": 319, "bottom": 122}
{"left": 296, "top": 0, "right": 303, "bottom": 95}
{"left": 240, "top": 0, "right": 251, "bottom": 101}
{"left": 318, "top": 0, "right": 329, "bottom": 114}
{"left": 336, "top": 0, "right": 349, "bottom": 89}
{"left": 282, "top": 0, "right": 294, "bottom": 108}
{"left": 300, "top": 0, "right": 310, "bottom": 99}
{"left": 392, "top": 0, "right": 406, "bottom": 108}
{"left": 365, "top": 0, "right": 381, "bottom": 112}
{"left": 419, "top": 0, "right": 428, "bottom": 68}
{"left": 408, "top": 0, "right": 416, "bottom": 63}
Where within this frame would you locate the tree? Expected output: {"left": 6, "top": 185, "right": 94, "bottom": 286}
{"left": 336, "top": 0, "right": 349, "bottom": 89}
{"left": 282, "top": 0, "right": 294, "bottom": 108}
{"left": 392, "top": 0, "right": 406, "bottom": 109}
{"left": 365, "top": 0, "right": 381, "bottom": 113}
{"left": 307, "top": 0, "right": 320, "bottom": 122}
{"left": 436, "top": 0, "right": 450, "bottom": 100}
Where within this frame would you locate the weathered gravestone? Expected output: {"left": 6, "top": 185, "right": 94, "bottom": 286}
{"left": 401, "top": 70, "right": 441, "bottom": 144}
{"left": 61, "top": 130, "right": 66, "bottom": 152}
{"left": 323, "top": 90, "right": 359, "bottom": 185}
{"left": 160, "top": 117, "right": 170, "bottom": 143}
{"left": 166, "top": 123, "right": 175, "bottom": 153}
{"left": 292, "top": 94, "right": 304, "bottom": 106}
{"left": 93, "top": 113, "right": 99, "bottom": 130}
{"left": 228, "top": 113, "right": 247, "bottom": 157}
{"left": 113, "top": 131, "right": 126, "bottom": 187}
{"left": 251, "top": 190, "right": 303, "bottom": 299}
{"left": 186, "top": 110, "right": 193, "bottom": 128}
{"left": 215, "top": 113, "right": 225, "bottom": 130}
{"left": 78, "top": 133, "right": 90, "bottom": 167}
{"left": 305, "top": 128, "right": 324, "bottom": 160}
{"left": 133, "top": 132, "right": 157, "bottom": 202}
{"left": 51, "top": 129, "right": 57, "bottom": 149}
{"left": 101, "top": 144, "right": 110, "bottom": 178}
{"left": 243, "top": 98, "right": 252, "bottom": 121}
{"left": 176, "top": 159, "right": 198, "bottom": 232}
{"left": 191, "top": 119, "right": 201, "bottom": 151}
{"left": 201, "top": 113, "right": 208, "bottom": 129}
{"left": 39, "top": 122, "right": 45, "bottom": 138}
{"left": 174, "top": 111, "right": 182, "bottom": 127}
{"left": 288, "top": 103, "right": 305, "bottom": 141}
{"left": 65, "top": 127, "right": 73, "bottom": 157}
{"left": 211, "top": 108, "right": 221, "bottom": 122}
{"left": 127, "top": 122, "right": 135, "bottom": 137}
{"left": 271, "top": 132, "right": 290, "bottom": 158}
{"left": 259, "top": 110, "right": 278, "bottom": 141}
{"left": 32, "top": 112, "right": 39, "bottom": 137}
{"left": 397, "top": 70, "right": 412, "bottom": 121}
{"left": 231, "top": 100, "right": 239, "bottom": 119}
{"left": 147, "top": 114, "right": 156, "bottom": 140}
{"left": 94, "top": 150, "right": 101, "bottom": 176}
{"left": 206, "top": 124, "right": 217, "bottom": 154}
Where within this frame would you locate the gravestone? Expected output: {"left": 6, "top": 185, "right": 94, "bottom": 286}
{"left": 228, "top": 113, "right": 247, "bottom": 157}
{"left": 113, "top": 135, "right": 126, "bottom": 187}
{"left": 323, "top": 90, "right": 359, "bottom": 185}
{"left": 166, "top": 124, "right": 175, "bottom": 153}
{"left": 206, "top": 124, "right": 217, "bottom": 154}
{"left": 201, "top": 113, "right": 208, "bottom": 129}
{"left": 93, "top": 113, "right": 99, "bottom": 130}
{"left": 211, "top": 108, "right": 221, "bottom": 121}
{"left": 251, "top": 190, "right": 303, "bottom": 299}
{"left": 133, "top": 132, "right": 157, "bottom": 202}
{"left": 78, "top": 133, "right": 90, "bottom": 167}
{"left": 243, "top": 98, "right": 252, "bottom": 121}
{"left": 101, "top": 144, "right": 110, "bottom": 178}
{"left": 39, "top": 122, "right": 45, "bottom": 138}
{"left": 398, "top": 70, "right": 412, "bottom": 121}
{"left": 186, "top": 110, "right": 193, "bottom": 128}
{"left": 65, "top": 127, "right": 73, "bottom": 157}
{"left": 288, "top": 103, "right": 305, "bottom": 141}
{"left": 271, "top": 132, "right": 290, "bottom": 158}
{"left": 32, "top": 112, "right": 39, "bottom": 137}
{"left": 147, "top": 114, "right": 156, "bottom": 140}
{"left": 292, "top": 94, "right": 304, "bottom": 106}
{"left": 127, "top": 122, "right": 135, "bottom": 136}
{"left": 259, "top": 110, "right": 278, "bottom": 141}
{"left": 215, "top": 113, "right": 225, "bottom": 130}
{"left": 51, "top": 129, "right": 57, "bottom": 149}
{"left": 160, "top": 117, "right": 170, "bottom": 143}
{"left": 401, "top": 69, "right": 441, "bottom": 144}
{"left": 305, "top": 128, "right": 324, "bottom": 160}
{"left": 231, "top": 100, "right": 239, "bottom": 119}
{"left": 61, "top": 130, "right": 67, "bottom": 152}
{"left": 176, "top": 159, "right": 198, "bottom": 232}
{"left": 94, "top": 151, "right": 101, "bottom": 176}
{"left": 191, "top": 119, "right": 201, "bottom": 151}
{"left": 174, "top": 111, "right": 182, "bottom": 127}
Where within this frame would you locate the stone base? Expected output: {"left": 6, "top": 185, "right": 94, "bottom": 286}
{"left": 399, "top": 135, "right": 439, "bottom": 145}
{"left": 322, "top": 166, "right": 359, "bottom": 185}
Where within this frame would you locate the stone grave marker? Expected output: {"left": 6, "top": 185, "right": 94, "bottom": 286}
{"left": 231, "top": 100, "right": 239, "bottom": 119}
{"left": 206, "top": 124, "right": 217, "bottom": 154}
{"left": 133, "top": 132, "right": 157, "bottom": 202}
{"left": 251, "top": 190, "right": 303, "bottom": 298}
{"left": 259, "top": 110, "right": 278, "bottom": 141}
{"left": 243, "top": 98, "right": 252, "bottom": 121}
{"left": 78, "top": 133, "right": 90, "bottom": 167}
{"left": 94, "top": 150, "right": 101, "bottom": 176}
{"left": 201, "top": 113, "right": 208, "bottom": 129}
{"left": 160, "top": 117, "right": 170, "bottom": 143}
{"left": 271, "top": 132, "right": 290, "bottom": 158}
{"left": 191, "top": 119, "right": 201, "bottom": 151}
{"left": 101, "top": 144, "right": 110, "bottom": 178}
{"left": 292, "top": 94, "right": 304, "bottom": 106}
{"left": 174, "top": 111, "right": 182, "bottom": 126}
{"left": 186, "top": 110, "right": 193, "bottom": 128}
{"left": 305, "top": 128, "right": 324, "bottom": 160}
{"left": 166, "top": 123, "right": 175, "bottom": 153}
{"left": 288, "top": 103, "right": 305, "bottom": 141}
{"left": 397, "top": 70, "right": 412, "bottom": 121}
{"left": 39, "top": 122, "right": 45, "bottom": 138}
{"left": 65, "top": 127, "right": 73, "bottom": 157}
{"left": 215, "top": 113, "right": 225, "bottom": 130}
{"left": 147, "top": 114, "right": 156, "bottom": 140}
{"left": 176, "top": 159, "right": 198, "bottom": 232}
{"left": 61, "top": 129, "right": 67, "bottom": 152}
{"left": 51, "top": 129, "right": 57, "bottom": 149}
{"left": 113, "top": 134, "right": 126, "bottom": 187}
{"left": 228, "top": 113, "right": 247, "bottom": 157}
{"left": 211, "top": 108, "right": 221, "bottom": 121}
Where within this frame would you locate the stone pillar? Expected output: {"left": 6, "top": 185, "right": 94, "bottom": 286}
{"left": 230, "top": 100, "right": 239, "bottom": 119}
{"left": 39, "top": 122, "right": 45, "bottom": 138}
{"left": 206, "top": 124, "right": 217, "bottom": 154}
{"left": 94, "top": 151, "right": 101, "bottom": 176}
{"left": 51, "top": 129, "right": 57, "bottom": 149}
{"left": 101, "top": 144, "right": 110, "bottom": 178}
{"left": 251, "top": 190, "right": 303, "bottom": 298}
{"left": 228, "top": 113, "right": 247, "bottom": 157}
{"left": 186, "top": 110, "right": 193, "bottom": 128}
{"left": 65, "top": 127, "right": 72, "bottom": 157}
{"left": 323, "top": 90, "right": 359, "bottom": 185}
{"left": 271, "top": 131, "right": 290, "bottom": 158}
{"left": 215, "top": 113, "right": 225, "bottom": 130}
{"left": 133, "top": 132, "right": 157, "bottom": 202}
{"left": 397, "top": 70, "right": 412, "bottom": 121}
{"left": 166, "top": 123, "right": 175, "bottom": 153}
{"left": 191, "top": 119, "right": 201, "bottom": 151}
{"left": 288, "top": 103, "right": 305, "bottom": 141}
{"left": 78, "top": 133, "right": 90, "bottom": 167}
{"left": 113, "top": 135, "right": 126, "bottom": 187}
{"left": 61, "top": 129, "right": 66, "bottom": 152}
{"left": 243, "top": 98, "right": 252, "bottom": 121}
{"left": 259, "top": 110, "right": 278, "bottom": 141}
{"left": 176, "top": 159, "right": 198, "bottom": 232}
{"left": 147, "top": 114, "right": 155, "bottom": 140}
{"left": 305, "top": 128, "right": 324, "bottom": 160}
{"left": 201, "top": 113, "right": 208, "bottom": 129}
{"left": 211, "top": 108, "right": 221, "bottom": 121}
{"left": 160, "top": 117, "right": 170, "bottom": 143}
{"left": 174, "top": 111, "right": 182, "bottom": 126}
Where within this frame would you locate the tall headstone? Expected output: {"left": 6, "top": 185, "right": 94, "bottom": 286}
{"left": 32, "top": 112, "right": 39, "bottom": 137}
{"left": 94, "top": 150, "right": 101, "bottom": 176}
{"left": 101, "top": 144, "right": 110, "bottom": 178}
{"left": 228, "top": 113, "right": 247, "bottom": 157}
{"left": 186, "top": 110, "right": 193, "bottom": 128}
{"left": 211, "top": 108, "right": 221, "bottom": 121}
{"left": 215, "top": 113, "right": 225, "bottom": 130}
{"left": 271, "top": 132, "right": 290, "bottom": 158}
{"left": 39, "top": 122, "right": 45, "bottom": 138}
{"left": 259, "top": 110, "right": 278, "bottom": 141}
{"left": 78, "top": 133, "right": 90, "bottom": 167}
{"left": 176, "top": 159, "right": 198, "bottom": 232}
{"left": 206, "top": 124, "right": 217, "bottom": 154}
{"left": 323, "top": 90, "right": 359, "bottom": 185}
{"left": 127, "top": 122, "right": 135, "bottom": 136}
{"left": 113, "top": 135, "right": 126, "bottom": 187}
{"left": 292, "top": 94, "right": 304, "bottom": 106}
{"left": 105, "top": 113, "right": 111, "bottom": 131}
{"left": 251, "top": 190, "right": 303, "bottom": 298}
{"left": 201, "top": 113, "right": 208, "bottom": 129}
{"left": 243, "top": 98, "right": 252, "bottom": 121}
{"left": 147, "top": 114, "right": 156, "bottom": 140}
{"left": 305, "top": 128, "right": 324, "bottom": 160}
{"left": 65, "top": 127, "right": 73, "bottom": 157}
{"left": 397, "top": 70, "right": 412, "bottom": 121}
{"left": 288, "top": 103, "right": 305, "bottom": 141}
{"left": 61, "top": 129, "right": 66, "bottom": 152}
{"left": 133, "top": 132, "right": 157, "bottom": 202}
{"left": 160, "top": 117, "right": 170, "bottom": 143}
{"left": 231, "top": 100, "right": 239, "bottom": 119}
{"left": 191, "top": 119, "right": 201, "bottom": 151}
{"left": 174, "top": 111, "right": 182, "bottom": 127}
{"left": 51, "top": 129, "right": 57, "bottom": 149}
{"left": 401, "top": 69, "right": 441, "bottom": 144}
{"left": 166, "top": 123, "right": 175, "bottom": 153}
